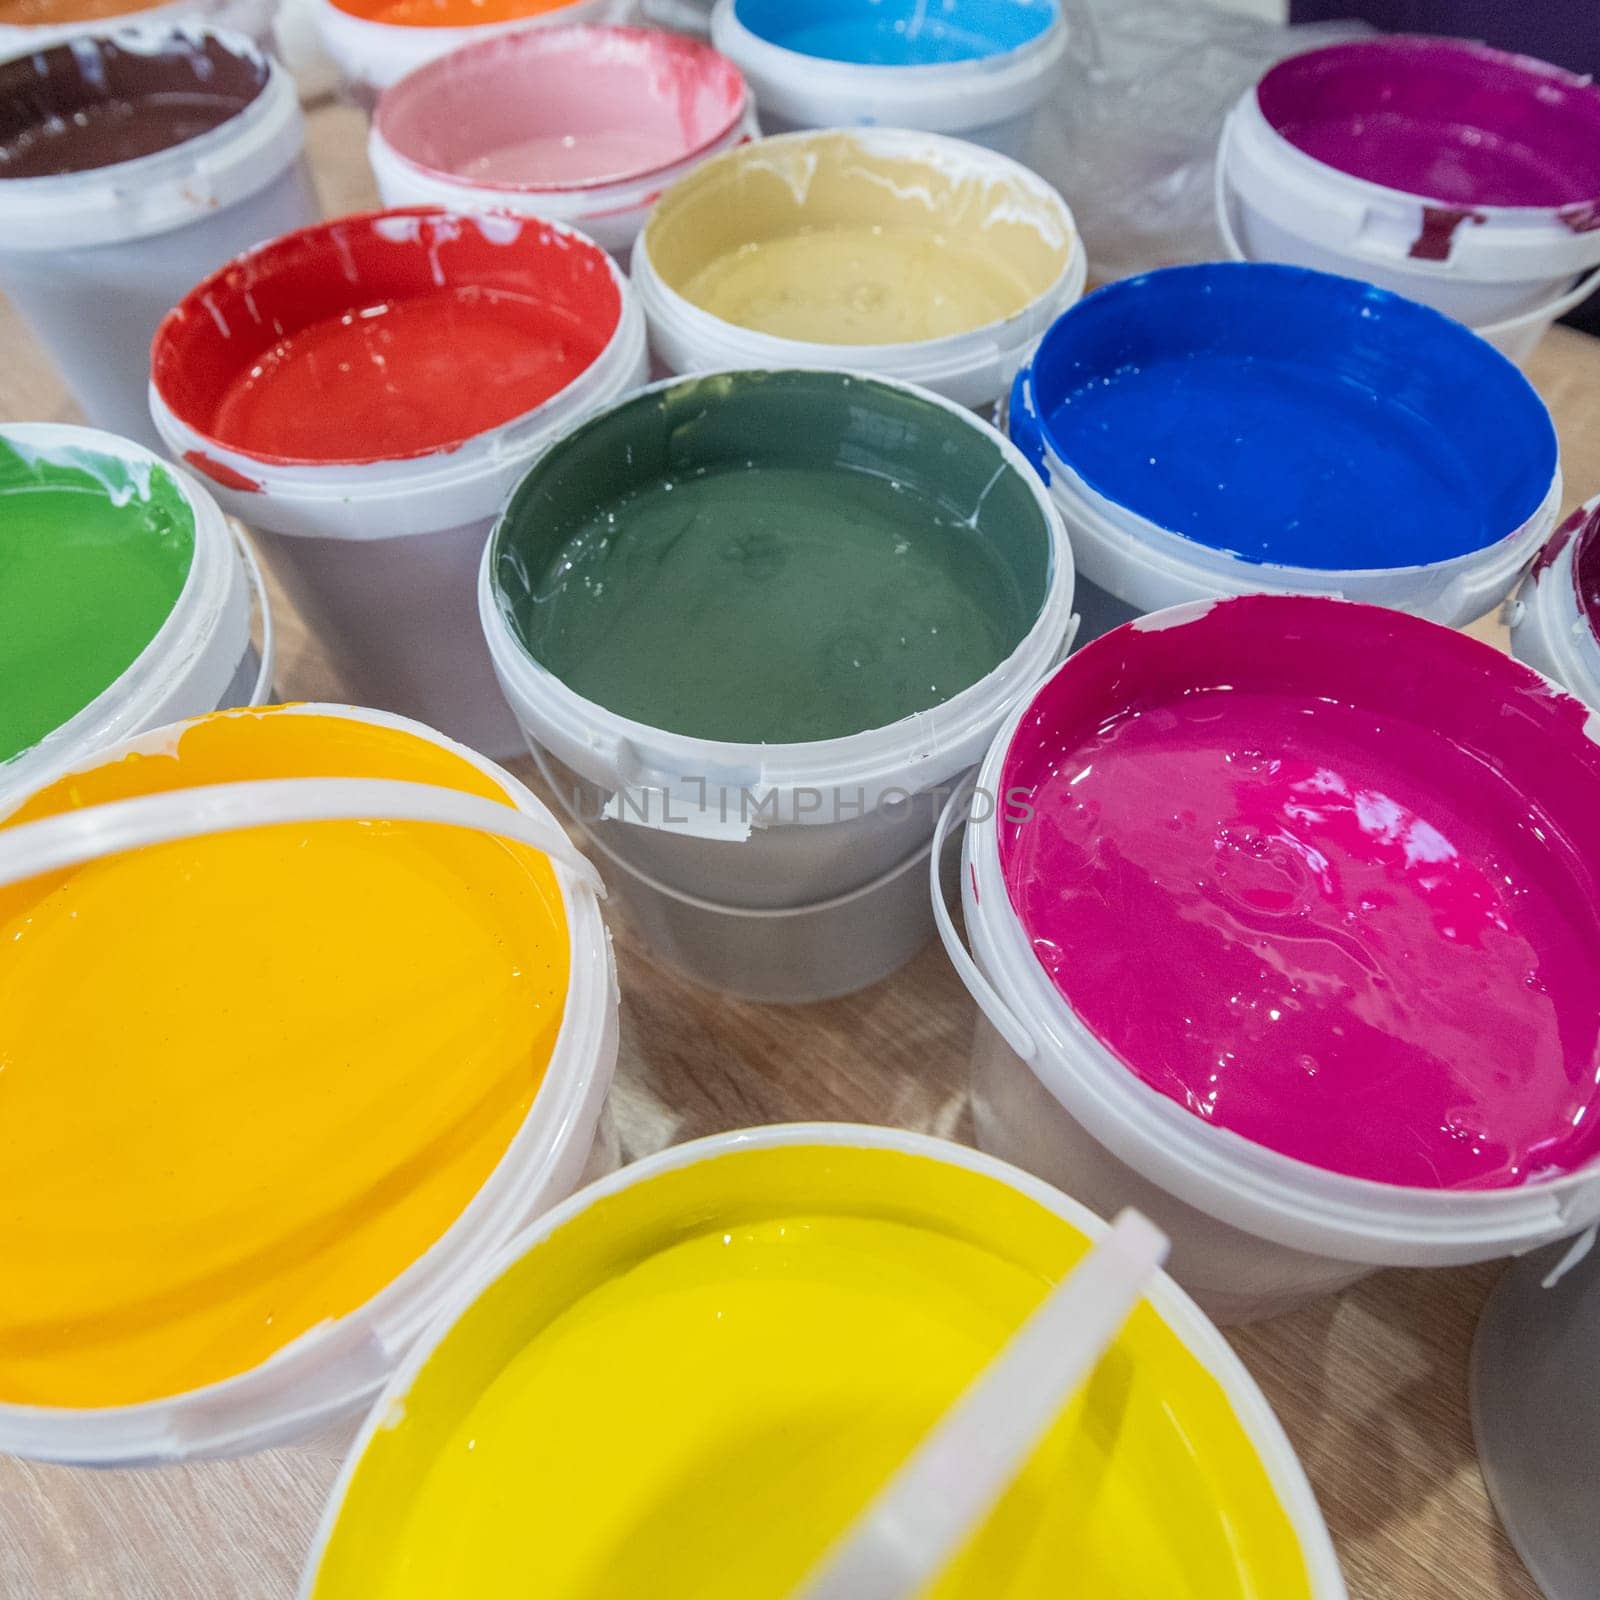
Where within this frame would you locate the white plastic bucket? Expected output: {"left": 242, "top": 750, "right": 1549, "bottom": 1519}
{"left": 368, "top": 25, "right": 756, "bottom": 259}
{"left": 1507, "top": 497, "right": 1600, "bottom": 715}
{"left": 935, "top": 595, "right": 1600, "bottom": 1325}
{"left": 0, "top": 421, "right": 271, "bottom": 808}
{"left": 633, "top": 127, "right": 1085, "bottom": 411}
{"left": 149, "top": 208, "right": 649, "bottom": 759}
{"left": 312, "top": 0, "right": 625, "bottom": 98}
{"left": 480, "top": 368, "right": 1076, "bottom": 999}
{"left": 709, "top": 0, "right": 1067, "bottom": 160}
{"left": 0, "top": 0, "right": 274, "bottom": 53}
{"left": 0, "top": 24, "right": 317, "bottom": 452}
{"left": 298, "top": 1124, "right": 1347, "bottom": 1600}
{"left": 1009, "top": 262, "right": 1563, "bottom": 643}
{"left": 0, "top": 701, "right": 619, "bottom": 1466}
{"left": 1216, "top": 37, "right": 1600, "bottom": 361}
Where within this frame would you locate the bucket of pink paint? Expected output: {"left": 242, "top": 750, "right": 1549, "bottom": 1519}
{"left": 0, "top": 22, "right": 317, "bottom": 451}
{"left": 1217, "top": 37, "right": 1600, "bottom": 363}
{"left": 1508, "top": 498, "right": 1600, "bottom": 717}
{"left": 149, "top": 207, "right": 647, "bottom": 758}
{"left": 935, "top": 594, "right": 1600, "bottom": 1324}
{"left": 369, "top": 27, "right": 756, "bottom": 259}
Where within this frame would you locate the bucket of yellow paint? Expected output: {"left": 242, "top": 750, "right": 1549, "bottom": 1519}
{"left": 0, "top": 702, "right": 618, "bottom": 1466}
{"left": 633, "top": 128, "right": 1085, "bottom": 409}
{"left": 300, "top": 1125, "right": 1346, "bottom": 1599}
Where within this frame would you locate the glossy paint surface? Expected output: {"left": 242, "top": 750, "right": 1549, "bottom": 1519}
{"left": 999, "top": 597, "right": 1600, "bottom": 1190}
{"left": 732, "top": 0, "right": 1056, "bottom": 67}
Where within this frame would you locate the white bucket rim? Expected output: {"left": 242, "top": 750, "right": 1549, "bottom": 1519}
{"left": 479, "top": 365, "right": 1077, "bottom": 808}
{"left": 371, "top": 22, "right": 754, "bottom": 199}
{"left": 941, "top": 597, "right": 1600, "bottom": 1265}
{"left": 0, "top": 422, "right": 263, "bottom": 806}
{"left": 294, "top": 1121, "right": 1348, "bottom": 1600}
{"left": 0, "top": 701, "right": 617, "bottom": 1466}
{"left": 1507, "top": 497, "right": 1600, "bottom": 709}
{"left": 633, "top": 125, "right": 1085, "bottom": 389}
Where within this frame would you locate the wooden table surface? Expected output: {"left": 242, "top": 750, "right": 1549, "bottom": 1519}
{"left": 3, "top": 100, "right": 1598, "bottom": 1600}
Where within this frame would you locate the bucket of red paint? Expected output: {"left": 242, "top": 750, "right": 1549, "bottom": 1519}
{"left": 936, "top": 594, "right": 1600, "bottom": 1324}
{"left": 0, "top": 421, "right": 271, "bottom": 807}
{"left": 370, "top": 27, "right": 755, "bottom": 259}
{"left": 0, "top": 22, "right": 317, "bottom": 451}
{"left": 480, "top": 368, "right": 1075, "bottom": 1003}
{"left": 1217, "top": 37, "right": 1600, "bottom": 361}
{"left": 1508, "top": 498, "right": 1600, "bottom": 717}
{"left": 313, "top": 0, "right": 624, "bottom": 99}
{"left": 1008, "top": 263, "right": 1562, "bottom": 643}
{"left": 149, "top": 207, "right": 648, "bottom": 758}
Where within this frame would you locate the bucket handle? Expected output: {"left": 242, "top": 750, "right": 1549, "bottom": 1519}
{"left": 1213, "top": 115, "right": 1248, "bottom": 264}
{"left": 930, "top": 778, "right": 1038, "bottom": 1063}
{"left": 0, "top": 778, "right": 606, "bottom": 899}
{"left": 231, "top": 520, "right": 277, "bottom": 707}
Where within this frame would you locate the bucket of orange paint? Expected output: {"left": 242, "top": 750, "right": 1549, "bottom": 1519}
{"left": 149, "top": 208, "right": 648, "bottom": 758}
{"left": 0, "top": 702, "right": 618, "bottom": 1466}
{"left": 298, "top": 1126, "right": 1346, "bottom": 1600}
{"left": 313, "top": 0, "right": 626, "bottom": 98}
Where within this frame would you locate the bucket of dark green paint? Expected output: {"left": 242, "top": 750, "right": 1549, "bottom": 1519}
{"left": 480, "top": 368, "right": 1075, "bottom": 1001}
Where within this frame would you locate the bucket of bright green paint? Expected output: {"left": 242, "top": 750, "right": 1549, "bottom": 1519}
{"left": 480, "top": 368, "right": 1075, "bottom": 1001}
{"left": 0, "top": 422, "right": 271, "bottom": 804}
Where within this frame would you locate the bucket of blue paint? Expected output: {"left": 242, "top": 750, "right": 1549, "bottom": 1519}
{"left": 1008, "top": 262, "right": 1561, "bottom": 642}
{"left": 709, "top": 0, "right": 1066, "bottom": 160}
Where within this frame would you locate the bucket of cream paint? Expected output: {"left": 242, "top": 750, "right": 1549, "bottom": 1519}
{"left": 0, "top": 23, "right": 317, "bottom": 451}
{"left": 150, "top": 207, "right": 648, "bottom": 759}
{"left": 313, "top": 0, "right": 624, "bottom": 99}
{"left": 936, "top": 594, "right": 1600, "bottom": 1324}
{"left": 0, "top": 421, "right": 270, "bottom": 808}
{"left": 480, "top": 368, "right": 1075, "bottom": 1002}
{"left": 1217, "top": 37, "right": 1600, "bottom": 360}
{"left": 633, "top": 128, "right": 1084, "bottom": 411}
{"left": 0, "top": 0, "right": 274, "bottom": 53}
{"left": 299, "top": 1125, "right": 1348, "bottom": 1600}
{"left": 1508, "top": 497, "right": 1600, "bottom": 716}
{"left": 0, "top": 701, "right": 618, "bottom": 1466}
{"left": 1008, "top": 262, "right": 1562, "bottom": 644}
{"left": 710, "top": 0, "right": 1066, "bottom": 160}
{"left": 369, "top": 26, "right": 755, "bottom": 259}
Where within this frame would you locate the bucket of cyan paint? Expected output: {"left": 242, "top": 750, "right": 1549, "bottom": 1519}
{"left": 1217, "top": 37, "right": 1600, "bottom": 364}
{"left": 481, "top": 368, "right": 1075, "bottom": 1003}
{"left": 634, "top": 128, "right": 1084, "bottom": 411}
{"left": 369, "top": 26, "right": 755, "bottom": 259}
{"left": 0, "top": 0, "right": 274, "bottom": 54}
{"left": 1508, "top": 498, "right": 1600, "bottom": 717}
{"left": 0, "top": 421, "right": 270, "bottom": 808}
{"left": 709, "top": 0, "right": 1066, "bottom": 160}
{"left": 300, "top": 1125, "right": 1347, "bottom": 1600}
{"left": 1008, "top": 262, "right": 1561, "bottom": 644}
{"left": 0, "top": 23, "right": 316, "bottom": 451}
{"left": 150, "top": 207, "right": 648, "bottom": 759}
{"left": 313, "top": 0, "right": 624, "bottom": 99}
{"left": 0, "top": 701, "right": 618, "bottom": 1466}
{"left": 936, "top": 594, "right": 1600, "bottom": 1324}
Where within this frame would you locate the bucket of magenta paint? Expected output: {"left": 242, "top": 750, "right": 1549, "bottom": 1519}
{"left": 369, "top": 26, "right": 755, "bottom": 259}
{"left": 936, "top": 594, "right": 1600, "bottom": 1324}
{"left": 481, "top": 368, "right": 1075, "bottom": 1002}
{"left": 300, "top": 1125, "right": 1347, "bottom": 1600}
{"left": 710, "top": 0, "right": 1066, "bottom": 160}
{"left": 0, "top": 421, "right": 271, "bottom": 807}
{"left": 1508, "top": 498, "right": 1600, "bottom": 716}
{"left": 313, "top": 0, "right": 623, "bottom": 99}
{"left": 1008, "top": 262, "right": 1561, "bottom": 643}
{"left": 0, "top": 23, "right": 317, "bottom": 451}
{"left": 150, "top": 207, "right": 648, "bottom": 759}
{"left": 635, "top": 128, "right": 1084, "bottom": 411}
{"left": 1217, "top": 37, "right": 1600, "bottom": 361}
{"left": 0, "top": 700, "right": 619, "bottom": 1466}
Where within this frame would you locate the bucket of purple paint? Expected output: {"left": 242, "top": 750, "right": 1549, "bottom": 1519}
{"left": 933, "top": 594, "right": 1600, "bottom": 1324}
{"left": 1508, "top": 497, "right": 1600, "bottom": 717}
{"left": 1217, "top": 37, "right": 1600, "bottom": 360}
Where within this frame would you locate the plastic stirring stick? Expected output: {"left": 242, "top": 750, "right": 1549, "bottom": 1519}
{"left": 791, "top": 1208, "right": 1171, "bottom": 1600}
